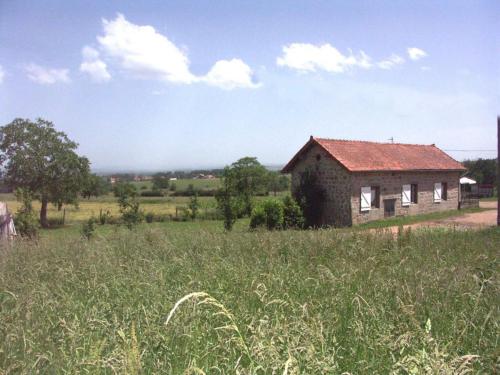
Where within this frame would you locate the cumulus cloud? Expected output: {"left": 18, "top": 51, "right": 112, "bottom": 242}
{"left": 203, "top": 59, "right": 260, "bottom": 90}
{"left": 276, "top": 43, "right": 372, "bottom": 73}
{"left": 80, "top": 46, "right": 111, "bottom": 82}
{"left": 25, "top": 63, "right": 70, "bottom": 84}
{"left": 97, "top": 14, "right": 195, "bottom": 83}
{"left": 377, "top": 54, "right": 405, "bottom": 70}
{"left": 93, "top": 14, "right": 257, "bottom": 89}
{"left": 407, "top": 47, "right": 428, "bottom": 61}
{"left": 0, "top": 65, "right": 4, "bottom": 84}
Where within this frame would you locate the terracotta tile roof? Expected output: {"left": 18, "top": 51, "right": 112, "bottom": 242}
{"left": 282, "top": 137, "right": 466, "bottom": 173}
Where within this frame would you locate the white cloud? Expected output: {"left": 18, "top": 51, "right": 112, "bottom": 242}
{"left": 25, "top": 64, "right": 70, "bottom": 84}
{"left": 80, "top": 46, "right": 111, "bottom": 82}
{"left": 276, "top": 43, "right": 372, "bottom": 73}
{"left": 407, "top": 47, "right": 428, "bottom": 61}
{"left": 203, "top": 59, "right": 260, "bottom": 89}
{"left": 0, "top": 65, "right": 4, "bottom": 84}
{"left": 377, "top": 54, "right": 405, "bottom": 70}
{"left": 97, "top": 13, "right": 195, "bottom": 83}
{"left": 94, "top": 14, "right": 257, "bottom": 89}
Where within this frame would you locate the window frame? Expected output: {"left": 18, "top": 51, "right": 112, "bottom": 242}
{"left": 442, "top": 182, "right": 448, "bottom": 201}
{"left": 402, "top": 184, "right": 411, "bottom": 207}
{"left": 371, "top": 186, "right": 380, "bottom": 208}
{"left": 410, "top": 184, "right": 418, "bottom": 204}
{"left": 434, "top": 182, "right": 442, "bottom": 203}
{"left": 360, "top": 186, "right": 371, "bottom": 212}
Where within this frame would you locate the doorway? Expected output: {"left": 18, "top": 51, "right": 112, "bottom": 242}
{"left": 384, "top": 199, "right": 396, "bottom": 218}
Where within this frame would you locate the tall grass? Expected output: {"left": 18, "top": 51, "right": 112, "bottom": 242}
{"left": 0, "top": 226, "right": 498, "bottom": 373}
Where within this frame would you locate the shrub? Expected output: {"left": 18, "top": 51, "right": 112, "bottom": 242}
{"left": 145, "top": 212, "right": 154, "bottom": 223}
{"left": 249, "top": 206, "right": 266, "bottom": 229}
{"left": 188, "top": 194, "right": 199, "bottom": 220}
{"left": 13, "top": 188, "right": 38, "bottom": 238}
{"left": 140, "top": 190, "right": 164, "bottom": 197}
{"left": 250, "top": 199, "right": 284, "bottom": 230}
{"left": 113, "top": 182, "right": 138, "bottom": 198}
{"left": 116, "top": 187, "right": 143, "bottom": 229}
{"left": 215, "top": 187, "right": 239, "bottom": 231}
{"left": 282, "top": 196, "right": 304, "bottom": 229}
{"left": 98, "top": 209, "right": 112, "bottom": 225}
{"left": 81, "top": 217, "right": 96, "bottom": 240}
{"left": 121, "top": 202, "right": 144, "bottom": 229}
{"left": 14, "top": 210, "right": 38, "bottom": 238}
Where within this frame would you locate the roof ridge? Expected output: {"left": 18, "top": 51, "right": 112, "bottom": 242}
{"left": 313, "top": 137, "right": 435, "bottom": 147}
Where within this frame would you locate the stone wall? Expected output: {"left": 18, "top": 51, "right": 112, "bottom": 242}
{"left": 350, "top": 171, "right": 461, "bottom": 225}
{"left": 290, "top": 144, "right": 352, "bottom": 226}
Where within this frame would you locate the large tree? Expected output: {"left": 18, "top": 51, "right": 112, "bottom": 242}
{"left": 0, "top": 118, "right": 90, "bottom": 227}
{"left": 225, "top": 157, "right": 268, "bottom": 216}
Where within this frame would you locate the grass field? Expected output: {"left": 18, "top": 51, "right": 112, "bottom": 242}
{"left": 131, "top": 178, "right": 220, "bottom": 191}
{"left": 0, "top": 223, "right": 498, "bottom": 373}
{"left": 0, "top": 193, "right": 219, "bottom": 225}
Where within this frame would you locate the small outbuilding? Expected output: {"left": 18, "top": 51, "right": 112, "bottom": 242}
{"left": 282, "top": 137, "right": 466, "bottom": 226}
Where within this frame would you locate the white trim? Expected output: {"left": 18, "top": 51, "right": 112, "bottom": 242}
{"left": 361, "top": 186, "right": 371, "bottom": 211}
{"left": 402, "top": 184, "right": 411, "bottom": 206}
{"left": 434, "top": 182, "right": 442, "bottom": 202}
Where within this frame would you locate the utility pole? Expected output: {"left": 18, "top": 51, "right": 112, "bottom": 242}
{"left": 497, "top": 116, "right": 499, "bottom": 226}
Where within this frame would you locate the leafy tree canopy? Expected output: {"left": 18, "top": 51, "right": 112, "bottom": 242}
{"left": 224, "top": 157, "right": 268, "bottom": 215}
{"left": 462, "top": 158, "right": 497, "bottom": 185}
{"left": 0, "top": 118, "right": 90, "bottom": 227}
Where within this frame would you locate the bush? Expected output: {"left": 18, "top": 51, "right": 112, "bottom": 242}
{"left": 249, "top": 206, "right": 266, "bottom": 229}
{"left": 98, "top": 209, "right": 112, "bottom": 225}
{"left": 121, "top": 202, "right": 144, "bottom": 229}
{"left": 250, "top": 199, "right": 284, "bottom": 230}
{"left": 140, "top": 190, "right": 164, "bottom": 197}
{"left": 215, "top": 187, "right": 239, "bottom": 231}
{"left": 145, "top": 212, "right": 154, "bottom": 223}
{"left": 282, "top": 196, "right": 304, "bottom": 229}
{"left": 188, "top": 194, "right": 199, "bottom": 220}
{"left": 13, "top": 188, "right": 38, "bottom": 238}
{"left": 14, "top": 210, "right": 38, "bottom": 238}
{"left": 171, "top": 189, "right": 216, "bottom": 197}
{"left": 81, "top": 217, "right": 96, "bottom": 240}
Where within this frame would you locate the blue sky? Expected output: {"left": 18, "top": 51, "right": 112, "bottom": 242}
{"left": 0, "top": 0, "right": 498, "bottom": 172}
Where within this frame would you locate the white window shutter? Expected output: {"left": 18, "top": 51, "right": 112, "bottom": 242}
{"left": 402, "top": 184, "right": 411, "bottom": 206}
{"left": 434, "top": 183, "right": 442, "bottom": 202}
{"left": 361, "top": 186, "right": 371, "bottom": 211}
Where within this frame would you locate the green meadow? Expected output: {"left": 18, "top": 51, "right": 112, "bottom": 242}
{"left": 0, "top": 222, "right": 498, "bottom": 373}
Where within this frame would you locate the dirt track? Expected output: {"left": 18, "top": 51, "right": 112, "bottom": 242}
{"left": 377, "top": 201, "right": 498, "bottom": 234}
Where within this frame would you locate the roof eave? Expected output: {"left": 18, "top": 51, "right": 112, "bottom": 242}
{"left": 350, "top": 168, "right": 466, "bottom": 173}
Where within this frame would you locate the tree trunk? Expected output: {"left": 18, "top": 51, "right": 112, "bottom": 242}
{"left": 40, "top": 197, "right": 49, "bottom": 228}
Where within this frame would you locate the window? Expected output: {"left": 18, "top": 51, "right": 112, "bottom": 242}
{"left": 371, "top": 186, "right": 380, "bottom": 208}
{"left": 434, "top": 182, "right": 442, "bottom": 203}
{"left": 402, "top": 184, "right": 411, "bottom": 206}
{"left": 442, "top": 182, "right": 448, "bottom": 200}
{"left": 316, "top": 154, "right": 321, "bottom": 161}
{"left": 411, "top": 184, "right": 418, "bottom": 204}
{"left": 360, "top": 186, "right": 371, "bottom": 212}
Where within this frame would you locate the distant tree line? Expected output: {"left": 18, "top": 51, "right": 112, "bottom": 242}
{"left": 462, "top": 158, "right": 497, "bottom": 185}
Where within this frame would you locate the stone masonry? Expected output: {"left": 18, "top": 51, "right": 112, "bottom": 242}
{"left": 289, "top": 144, "right": 461, "bottom": 227}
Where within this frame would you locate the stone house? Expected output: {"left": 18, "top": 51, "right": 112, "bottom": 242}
{"left": 282, "top": 137, "right": 466, "bottom": 226}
